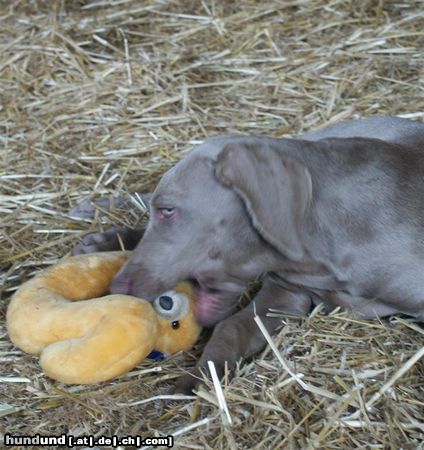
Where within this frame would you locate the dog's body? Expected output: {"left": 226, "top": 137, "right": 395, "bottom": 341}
{"left": 72, "top": 116, "right": 424, "bottom": 393}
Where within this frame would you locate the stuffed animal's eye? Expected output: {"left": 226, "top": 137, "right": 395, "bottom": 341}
{"left": 158, "top": 295, "right": 173, "bottom": 310}
{"left": 153, "top": 290, "right": 189, "bottom": 321}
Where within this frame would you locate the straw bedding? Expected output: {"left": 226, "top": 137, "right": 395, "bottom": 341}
{"left": 1, "top": 0, "right": 423, "bottom": 448}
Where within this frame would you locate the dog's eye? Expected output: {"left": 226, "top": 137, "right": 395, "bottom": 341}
{"left": 153, "top": 290, "right": 189, "bottom": 322}
{"left": 157, "top": 207, "right": 175, "bottom": 219}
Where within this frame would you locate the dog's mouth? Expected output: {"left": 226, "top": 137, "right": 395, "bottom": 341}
{"left": 195, "top": 288, "right": 231, "bottom": 327}
{"left": 192, "top": 275, "right": 245, "bottom": 327}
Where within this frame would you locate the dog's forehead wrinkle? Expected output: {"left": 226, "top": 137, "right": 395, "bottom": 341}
{"left": 157, "top": 156, "right": 214, "bottom": 194}
{"left": 158, "top": 159, "right": 240, "bottom": 217}
{"left": 151, "top": 192, "right": 180, "bottom": 205}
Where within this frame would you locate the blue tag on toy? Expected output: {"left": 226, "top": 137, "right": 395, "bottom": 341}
{"left": 147, "top": 350, "right": 165, "bottom": 361}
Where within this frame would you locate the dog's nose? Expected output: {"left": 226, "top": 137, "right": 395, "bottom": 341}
{"left": 110, "top": 276, "right": 133, "bottom": 295}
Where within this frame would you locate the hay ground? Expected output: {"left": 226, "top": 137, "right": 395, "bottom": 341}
{"left": 1, "top": 0, "right": 424, "bottom": 448}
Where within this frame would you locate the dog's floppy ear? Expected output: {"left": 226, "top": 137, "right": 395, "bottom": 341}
{"left": 215, "top": 141, "right": 312, "bottom": 261}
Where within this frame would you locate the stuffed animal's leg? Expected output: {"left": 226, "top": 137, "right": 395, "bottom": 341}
{"left": 7, "top": 252, "right": 130, "bottom": 353}
{"left": 39, "top": 297, "right": 158, "bottom": 384}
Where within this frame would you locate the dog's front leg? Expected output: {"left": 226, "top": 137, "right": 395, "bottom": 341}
{"left": 171, "top": 276, "right": 312, "bottom": 394}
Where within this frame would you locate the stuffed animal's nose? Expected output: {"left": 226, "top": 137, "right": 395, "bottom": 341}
{"left": 110, "top": 276, "right": 133, "bottom": 295}
{"left": 158, "top": 295, "right": 173, "bottom": 310}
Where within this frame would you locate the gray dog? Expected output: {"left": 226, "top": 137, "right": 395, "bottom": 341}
{"left": 72, "top": 116, "right": 424, "bottom": 393}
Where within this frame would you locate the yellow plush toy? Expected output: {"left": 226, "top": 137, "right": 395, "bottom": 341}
{"left": 7, "top": 251, "right": 201, "bottom": 384}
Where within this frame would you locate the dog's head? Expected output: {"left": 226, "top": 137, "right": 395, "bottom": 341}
{"left": 111, "top": 137, "right": 312, "bottom": 326}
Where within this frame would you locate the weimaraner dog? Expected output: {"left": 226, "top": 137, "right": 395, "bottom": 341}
{"left": 72, "top": 116, "right": 424, "bottom": 393}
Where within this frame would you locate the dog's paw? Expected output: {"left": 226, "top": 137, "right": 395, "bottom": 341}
{"left": 169, "top": 361, "right": 227, "bottom": 395}
{"left": 169, "top": 368, "right": 204, "bottom": 395}
{"left": 72, "top": 228, "right": 124, "bottom": 255}
{"left": 69, "top": 197, "right": 113, "bottom": 219}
